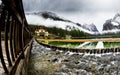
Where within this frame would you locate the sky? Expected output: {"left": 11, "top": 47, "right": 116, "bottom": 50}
{"left": 23, "top": 0, "right": 120, "bottom": 32}
{"left": 0, "top": 0, "right": 2, "bottom": 4}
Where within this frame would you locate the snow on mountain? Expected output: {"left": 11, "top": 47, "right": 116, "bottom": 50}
{"left": 102, "top": 29, "right": 120, "bottom": 34}
{"left": 26, "top": 12, "right": 99, "bottom": 35}
{"left": 82, "top": 23, "right": 98, "bottom": 32}
{"left": 26, "top": 11, "right": 120, "bottom": 35}
{"left": 111, "top": 21, "right": 119, "bottom": 26}
{"left": 102, "top": 13, "right": 120, "bottom": 34}
{"left": 110, "top": 13, "right": 120, "bottom": 26}
{"left": 112, "top": 13, "right": 120, "bottom": 25}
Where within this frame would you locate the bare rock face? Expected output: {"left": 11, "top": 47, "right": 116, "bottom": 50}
{"left": 82, "top": 23, "right": 99, "bottom": 32}
{"left": 103, "top": 13, "right": 120, "bottom": 31}
{"left": 103, "top": 19, "right": 120, "bottom": 31}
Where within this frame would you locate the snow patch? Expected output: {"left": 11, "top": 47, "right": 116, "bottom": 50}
{"left": 113, "top": 14, "right": 120, "bottom": 24}
{"left": 102, "top": 29, "right": 120, "bottom": 34}
{"left": 111, "top": 22, "right": 119, "bottom": 26}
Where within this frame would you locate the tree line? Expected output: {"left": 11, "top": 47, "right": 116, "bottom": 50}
{"left": 29, "top": 24, "right": 87, "bottom": 38}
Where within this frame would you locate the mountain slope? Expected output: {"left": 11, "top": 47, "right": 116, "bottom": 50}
{"left": 26, "top": 12, "right": 120, "bottom": 35}
{"left": 26, "top": 12, "right": 99, "bottom": 35}
{"left": 102, "top": 13, "right": 120, "bottom": 34}
{"left": 82, "top": 23, "right": 98, "bottom": 32}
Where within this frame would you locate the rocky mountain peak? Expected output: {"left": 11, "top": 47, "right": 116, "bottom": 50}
{"left": 112, "top": 13, "right": 120, "bottom": 25}
{"left": 103, "top": 13, "right": 120, "bottom": 31}
{"left": 82, "top": 23, "right": 98, "bottom": 32}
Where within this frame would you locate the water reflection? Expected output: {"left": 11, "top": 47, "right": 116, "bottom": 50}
{"left": 96, "top": 41, "right": 104, "bottom": 48}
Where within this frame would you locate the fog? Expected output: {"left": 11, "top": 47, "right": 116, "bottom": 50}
{"left": 23, "top": 0, "right": 120, "bottom": 31}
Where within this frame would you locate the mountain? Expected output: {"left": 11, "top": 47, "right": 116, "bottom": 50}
{"left": 102, "top": 13, "right": 120, "bottom": 33}
{"left": 81, "top": 23, "right": 98, "bottom": 32}
{"left": 26, "top": 11, "right": 99, "bottom": 35}
{"left": 40, "top": 12, "right": 74, "bottom": 23}
{"left": 39, "top": 12, "right": 98, "bottom": 32}
{"left": 26, "top": 12, "right": 120, "bottom": 35}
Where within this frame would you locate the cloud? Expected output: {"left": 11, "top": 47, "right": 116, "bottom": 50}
{"left": 82, "top": 0, "right": 120, "bottom": 12}
{"left": 23, "top": 0, "right": 120, "bottom": 12}
{"left": 23, "top": 0, "right": 83, "bottom": 12}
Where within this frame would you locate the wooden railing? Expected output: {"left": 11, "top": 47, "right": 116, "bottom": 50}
{"left": 36, "top": 39, "right": 120, "bottom": 54}
{"left": 0, "top": 0, "right": 32, "bottom": 75}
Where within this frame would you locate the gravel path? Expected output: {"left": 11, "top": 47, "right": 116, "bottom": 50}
{"left": 28, "top": 40, "right": 120, "bottom": 75}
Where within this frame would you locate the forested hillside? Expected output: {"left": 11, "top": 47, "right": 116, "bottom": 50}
{"left": 29, "top": 24, "right": 86, "bottom": 38}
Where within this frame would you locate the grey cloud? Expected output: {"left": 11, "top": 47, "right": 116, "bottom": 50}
{"left": 23, "top": 0, "right": 84, "bottom": 12}
{"left": 23, "top": 0, "right": 120, "bottom": 13}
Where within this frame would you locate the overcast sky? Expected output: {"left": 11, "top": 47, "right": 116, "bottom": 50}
{"left": 23, "top": 0, "right": 120, "bottom": 31}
